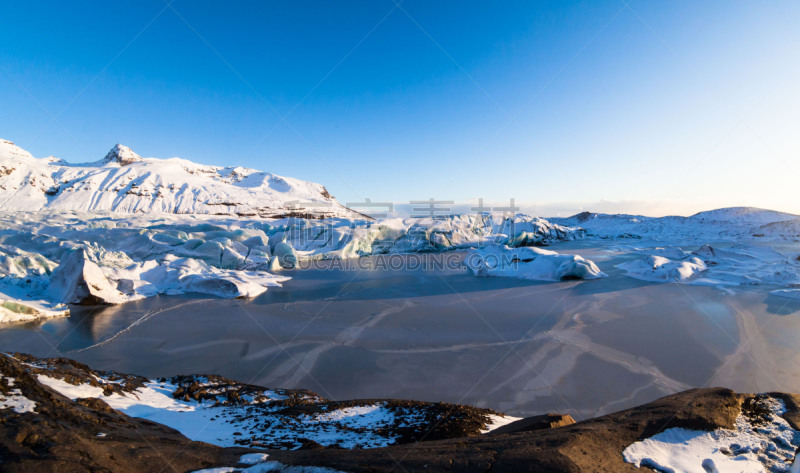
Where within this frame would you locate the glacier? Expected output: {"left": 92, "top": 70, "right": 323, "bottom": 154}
{"left": 4, "top": 139, "right": 800, "bottom": 324}
{"left": 4, "top": 206, "right": 800, "bottom": 324}
{"left": 0, "top": 210, "right": 585, "bottom": 323}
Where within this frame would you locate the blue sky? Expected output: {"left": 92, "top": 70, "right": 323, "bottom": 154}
{"left": 1, "top": 1, "right": 799, "bottom": 216}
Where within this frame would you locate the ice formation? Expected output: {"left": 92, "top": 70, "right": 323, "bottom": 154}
{"left": 0, "top": 210, "right": 584, "bottom": 323}
{"left": 464, "top": 246, "right": 606, "bottom": 281}
{"left": 617, "top": 255, "right": 707, "bottom": 282}
{"left": 615, "top": 243, "right": 800, "bottom": 289}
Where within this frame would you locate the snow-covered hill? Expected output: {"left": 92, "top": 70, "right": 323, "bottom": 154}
{"left": 0, "top": 139, "right": 357, "bottom": 219}
{"left": 551, "top": 207, "right": 800, "bottom": 240}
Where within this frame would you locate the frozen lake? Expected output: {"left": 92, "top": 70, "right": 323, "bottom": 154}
{"left": 3, "top": 241, "right": 800, "bottom": 420}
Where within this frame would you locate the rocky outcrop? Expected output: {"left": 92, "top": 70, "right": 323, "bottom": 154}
{"left": 1, "top": 354, "right": 515, "bottom": 457}
{"left": 270, "top": 388, "right": 746, "bottom": 472}
{"left": 0, "top": 354, "right": 247, "bottom": 473}
{"left": 5, "top": 354, "right": 798, "bottom": 473}
{"left": 101, "top": 144, "right": 143, "bottom": 166}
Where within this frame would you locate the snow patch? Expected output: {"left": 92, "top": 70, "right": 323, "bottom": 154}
{"left": 239, "top": 454, "right": 270, "bottom": 465}
{"left": 0, "top": 374, "right": 36, "bottom": 414}
{"left": 34, "top": 373, "right": 461, "bottom": 450}
{"left": 480, "top": 413, "right": 523, "bottom": 433}
{"left": 623, "top": 396, "right": 800, "bottom": 473}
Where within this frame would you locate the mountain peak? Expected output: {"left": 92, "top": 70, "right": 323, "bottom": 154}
{"left": 103, "top": 144, "right": 142, "bottom": 166}
{"left": 0, "top": 138, "right": 358, "bottom": 218}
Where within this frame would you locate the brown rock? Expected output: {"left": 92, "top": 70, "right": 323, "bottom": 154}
{"left": 490, "top": 413, "right": 576, "bottom": 435}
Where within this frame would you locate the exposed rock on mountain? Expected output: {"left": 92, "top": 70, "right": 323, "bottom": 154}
{"left": 101, "top": 144, "right": 143, "bottom": 166}
{"left": 0, "top": 353, "right": 247, "bottom": 473}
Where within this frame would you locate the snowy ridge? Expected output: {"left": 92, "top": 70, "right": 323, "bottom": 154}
{"left": 0, "top": 139, "right": 355, "bottom": 219}
{"left": 553, "top": 207, "right": 800, "bottom": 241}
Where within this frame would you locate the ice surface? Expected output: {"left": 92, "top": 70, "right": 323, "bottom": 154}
{"left": 0, "top": 296, "right": 68, "bottom": 324}
{"left": 47, "top": 250, "right": 129, "bottom": 304}
{"left": 5, "top": 205, "right": 800, "bottom": 324}
{"left": 6, "top": 249, "right": 799, "bottom": 423}
{"left": 3, "top": 204, "right": 800, "bottom": 325}
{"left": 0, "top": 213, "right": 297, "bottom": 322}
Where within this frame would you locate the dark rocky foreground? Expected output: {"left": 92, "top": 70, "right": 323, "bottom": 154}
{"left": 0, "top": 353, "right": 246, "bottom": 472}
{"left": 2, "top": 353, "right": 800, "bottom": 472}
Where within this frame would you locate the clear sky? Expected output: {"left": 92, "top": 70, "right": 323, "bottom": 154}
{"left": 1, "top": 1, "right": 799, "bottom": 217}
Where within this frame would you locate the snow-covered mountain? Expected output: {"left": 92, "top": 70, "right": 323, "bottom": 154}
{"left": 0, "top": 139, "right": 358, "bottom": 218}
